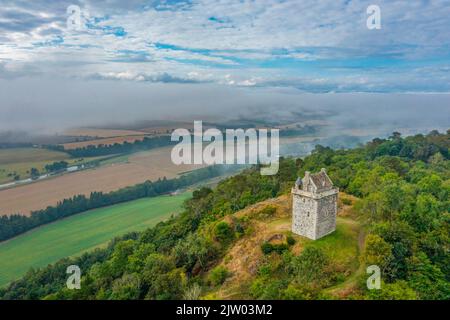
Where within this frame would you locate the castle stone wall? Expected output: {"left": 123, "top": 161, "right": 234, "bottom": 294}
{"left": 291, "top": 170, "right": 338, "bottom": 240}
{"left": 292, "top": 194, "right": 317, "bottom": 239}
{"left": 315, "top": 193, "right": 337, "bottom": 239}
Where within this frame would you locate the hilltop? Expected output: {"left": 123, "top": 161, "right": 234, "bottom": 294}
{"left": 202, "top": 192, "right": 362, "bottom": 299}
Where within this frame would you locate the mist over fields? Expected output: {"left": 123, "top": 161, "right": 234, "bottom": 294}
{"left": 0, "top": 77, "right": 449, "bottom": 141}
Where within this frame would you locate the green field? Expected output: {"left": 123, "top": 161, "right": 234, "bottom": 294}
{"left": 0, "top": 192, "right": 191, "bottom": 287}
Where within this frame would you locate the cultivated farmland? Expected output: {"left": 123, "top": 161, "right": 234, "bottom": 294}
{"left": 0, "top": 192, "right": 190, "bottom": 287}
{"left": 0, "top": 146, "right": 204, "bottom": 216}
{"left": 0, "top": 148, "right": 94, "bottom": 184}
{"left": 0, "top": 148, "right": 69, "bottom": 164}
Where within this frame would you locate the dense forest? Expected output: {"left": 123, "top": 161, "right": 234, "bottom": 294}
{"left": 1, "top": 130, "right": 448, "bottom": 300}
{"left": 0, "top": 165, "right": 235, "bottom": 242}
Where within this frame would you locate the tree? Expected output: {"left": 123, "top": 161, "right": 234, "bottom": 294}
{"left": 141, "top": 254, "right": 185, "bottom": 300}
{"left": 363, "top": 234, "right": 393, "bottom": 272}
{"left": 30, "top": 167, "right": 40, "bottom": 179}
{"left": 408, "top": 194, "right": 441, "bottom": 232}
{"left": 109, "top": 240, "right": 136, "bottom": 277}
{"left": 173, "top": 233, "right": 217, "bottom": 271}
{"left": 407, "top": 252, "right": 450, "bottom": 300}
{"left": 417, "top": 174, "right": 443, "bottom": 198}
{"left": 289, "top": 247, "right": 331, "bottom": 287}
{"left": 390, "top": 132, "right": 402, "bottom": 140}
{"left": 111, "top": 273, "right": 141, "bottom": 300}
{"left": 367, "top": 281, "right": 417, "bottom": 300}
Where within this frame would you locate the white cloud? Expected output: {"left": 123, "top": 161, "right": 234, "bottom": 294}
{"left": 0, "top": 0, "right": 449, "bottom": 92}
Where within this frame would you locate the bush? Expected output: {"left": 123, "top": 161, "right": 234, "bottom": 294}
{"left": 250, "top": 278, "right": 287, "bottom": 299}
{"left": 209, "top": 266, "right": 230, "bottom": 286}
{"left": 214, "top": 222, "right": 234, "bottom": 242}
{"left": 261, "top": 242, "right": 289, "bottom": 255}
{"left": 183, "top": 283, "right": 202, "bottom": 300}
{"left": 261, "top": 242, "right": 273, "bottom": 255}
{"left": 342, "top": 198, "right": 352, "bottom": 205}
{"left": 235, "top": 223, "right": 244, "bottom": 235}
{"left": 258, "top": 206, "right": 277, "bottom": 218}
{"left": 286, "top": 235, "right": 296, "bottom": 246}
{"left": 289, "top": 247, "right": 332, "bottom": 287}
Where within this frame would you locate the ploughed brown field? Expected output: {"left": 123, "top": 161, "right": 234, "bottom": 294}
{"left": 0, "top": 147, "right": 205, "bottom": 216}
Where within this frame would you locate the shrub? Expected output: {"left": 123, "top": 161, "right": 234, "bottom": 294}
{"left": 183, "top": 283, "right": 202, "bottom": 300}
{"left": 261, "top": 242, "right": 274, "bottom": 255}
{"left": 258, "top": 205, "right": 277, "bottom": 218}
{"left": 261, "top": 242, "right": 289, "bottom": 255}
{"left": 214, "top": 222, "right": 234, "bottom": 242}
{"left": 289, "top": 247, "right": 332, "bottom": 287}
{"left": 235, "top": 223, "right": 244, "bottom": 234}
{"left": 209, "top": 266, "right": 230, "bottom": 286}
{"left": 250, "top": 278, "right": 287, "bottom": 299}
{"left": 286, "top": 235, "right": 296, "bottom": 246}
{"left": 342, "top": 198, "right": 352, "bottom": 206}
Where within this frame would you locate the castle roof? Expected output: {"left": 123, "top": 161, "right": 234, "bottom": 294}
{"left": 301, "top": 168, "right": 334, "bottom": 192}
{"left": 310, "top": 170, "right": 333, "bottom": 190}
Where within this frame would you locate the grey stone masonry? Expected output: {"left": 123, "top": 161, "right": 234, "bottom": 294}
{"left": 291, "top": 168, "right": 338, "bottom": 240}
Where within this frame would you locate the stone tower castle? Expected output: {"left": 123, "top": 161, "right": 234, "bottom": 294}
{"left": 291, "top": 168, "right": 338, "bottom": 240}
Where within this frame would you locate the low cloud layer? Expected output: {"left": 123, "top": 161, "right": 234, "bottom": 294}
{"left": 0, "top": 77, "right": 448, "bottom": 135}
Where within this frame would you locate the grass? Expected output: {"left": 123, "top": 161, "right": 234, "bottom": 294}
{"left": 302, "top": 217, "right": 359, "bottom": 263}
{"left": 0, "top": 192, "right": 191, "bottom": 287}
{"left": 98, "top": 153, "right": 130, "bottom": 166}
{"left": 294, "top": 217, "right": 361, "bottom": 291}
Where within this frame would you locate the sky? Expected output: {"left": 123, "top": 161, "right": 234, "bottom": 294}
{"left": 0, "top": 0, "right": 449, "bottom": 132}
